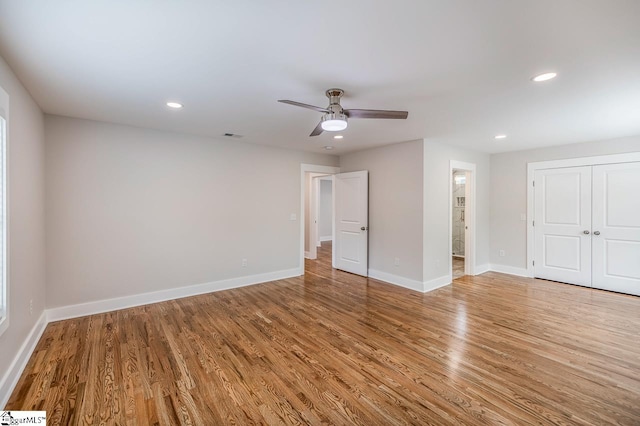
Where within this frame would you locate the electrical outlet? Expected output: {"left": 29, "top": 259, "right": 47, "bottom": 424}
{"left": 394, "top": 257, "right": 400, "bottom": 267}
{"left": 289, "top": 213, "right": 297, "bottom": 221}
{"left": 242, "top": 258, "right": 248, "bottom": 267}
{"left": 499, "top": 250, "right": 506, "bottom": 257}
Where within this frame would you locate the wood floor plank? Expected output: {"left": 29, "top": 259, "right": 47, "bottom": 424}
{"left": 7, "top": 241, "right": 640, "bottom": 424}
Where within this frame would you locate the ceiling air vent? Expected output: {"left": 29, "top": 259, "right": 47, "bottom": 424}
{"left": 223, "top": 133, "right": 243, "bottom": 138}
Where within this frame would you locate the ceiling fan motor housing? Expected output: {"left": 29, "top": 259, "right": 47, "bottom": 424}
{"left": 326, "top": 88, "right": 345, "bottom": 106}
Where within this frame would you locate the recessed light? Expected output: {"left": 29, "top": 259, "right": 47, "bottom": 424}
{"left": 324, "top": 146, "right": 334, "bottom": 150}
{"left": 166, "top": 102, "right": 183, "bottom": 109}
{"left": 495, "top": 134, "right": 507, "bottom": 140}
{"left": 334, "top": 135, "right": 344, "bottom": 139}
{"left": 532, "top": 72, "right": 557, "bottom": 82}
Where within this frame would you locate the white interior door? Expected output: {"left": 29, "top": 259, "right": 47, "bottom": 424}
{"left": 333, "top": 171, "right": 368, "bottom": 276}
{"left": 534, "top": 166, "right": 592, "bottom": 286}
{"left": 592, "top": 162, "right": 640, "bottom": 296}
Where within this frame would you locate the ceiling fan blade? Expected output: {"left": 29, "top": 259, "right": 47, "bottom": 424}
{"left": 278, "top": 100, "right": 330, "bottom": 114}
{"left": 310, "top": 121, "right": 324, "bottom": 137}
{"left": 345, "top": 109, "right": 408, "bottom": 119}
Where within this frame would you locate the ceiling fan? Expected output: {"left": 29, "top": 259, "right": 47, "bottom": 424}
{"left": 278, "top": 88, "right": 408, "bottom": 137}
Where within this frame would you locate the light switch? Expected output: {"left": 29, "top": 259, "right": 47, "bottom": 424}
{"left": 290, "top": 213, "right": 297, "bottom": 221}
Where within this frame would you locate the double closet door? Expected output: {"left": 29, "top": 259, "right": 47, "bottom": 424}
{"left": 534, "top": 162, "right": 640, "bottom": 296}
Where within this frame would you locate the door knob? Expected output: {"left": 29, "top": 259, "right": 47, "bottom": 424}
{"left": 361, "top": 226, "right": 368, "bottom": 231}
{"left": 593, "top": 231, "right": 600, "bottom": 235}
{"left": 583, "top": 230, "right": 590, "bottom": 234}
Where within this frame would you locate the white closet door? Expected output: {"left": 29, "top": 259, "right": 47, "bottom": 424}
{"left": 592, "top": 162, "right": 640, "bottom": 296}
{"left": 534, "top": 167, "right": 592, "bottom": 286}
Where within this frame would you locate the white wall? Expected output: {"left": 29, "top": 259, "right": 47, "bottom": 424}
{"left": 45, "top": 115, "right": 337, "bottom": 309}
{"left": 490, "top": 135, "right": 640, "bottom": 271}
{"left": 318, "top": 179, "right": 332, "bottom": 240}
{"left": 423, "top": 141, "right": 491, "bottom": 282}
{"left": 340, "top": 140, "right": 424, "bottom": 283}
{"left": 0, "top": 56, "right": 46, "bottom": 400}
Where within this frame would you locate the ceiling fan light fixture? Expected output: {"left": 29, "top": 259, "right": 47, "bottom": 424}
{"left": 321, "top": 113, "right": 348, "bottom": 132}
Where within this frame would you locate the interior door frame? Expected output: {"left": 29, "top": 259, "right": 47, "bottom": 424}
{"left": 300, "top": 164, "right": 340, "bottom": 275}
{"left": 449, "top": 160, "right": 476, "bottom": 278}
{"left": 526, "top": 152, "right": 640, "bottom": 278}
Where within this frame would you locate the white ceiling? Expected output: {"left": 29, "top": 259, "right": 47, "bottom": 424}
{"left": 1, "top": 0, "right": 639, "bottom": 155}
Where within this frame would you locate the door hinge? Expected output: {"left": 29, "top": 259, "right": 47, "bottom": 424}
{"left": 533, "top": 260, "right": 535, "bottom": 266}
{"left": 532, "top": 220, "right": 535, "bottom": 226}
{"left": 533, "top": 181, "right": 535, "bottom": 187}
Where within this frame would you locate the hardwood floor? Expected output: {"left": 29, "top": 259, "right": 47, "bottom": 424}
{"left": 8, "top": 241, "right": 640, "bottom": 424}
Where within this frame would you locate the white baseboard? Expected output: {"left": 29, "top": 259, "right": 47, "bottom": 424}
{"left": 424, "top": 274, "right": 452, "bottom": 292}
{"left": 320, "top": 236, "right": 332, "bottom": 242}
{"left": 489, "top": 264, "right": 529, "bottom": 277}
{"left": 304, "top": 251, "right": 312, "bottom": 259}
{"left": 0, "top": 311, "right": 47, "bottom": 408}
{"left": 475, "top": 263, "right": 491, "bottom": 275}
{"left": 46, "top": 267, "right": 301, "bottom": 322}
{"left": 368, "top": 270, "right": 452, "bottom": 293}
{"left": 368, "top": 269, "right": 424, "bottom": 292}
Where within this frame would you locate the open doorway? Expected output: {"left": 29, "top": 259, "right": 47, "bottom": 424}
{"left": 317, "top": 176, "right": 334, "bottom": 244}
{"left": 304, "top": 173, "right": 333, "bottom": 260}
{"left": 308, "top": 175, "right": 334, "bottom": 273}
{"left": 300, "top": 164, "right": 340, "bottom": 274}
{"left": 452, "top": 170, "right": 466, "bottom": 279}
{"left": 449, "top": 160, "right": 476, "bottom": 280}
